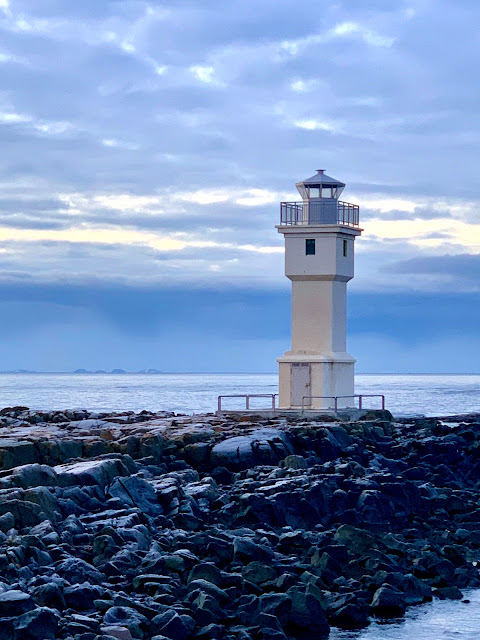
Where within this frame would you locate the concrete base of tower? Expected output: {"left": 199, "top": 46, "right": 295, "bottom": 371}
{"left": 277, "top": 353, "right": 356, "bottom": 409}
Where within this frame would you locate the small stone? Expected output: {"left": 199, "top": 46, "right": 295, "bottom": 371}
{"left": 282, "top": 455, "right": 308, "bottom": 470}
{"left": 100, "top": 626, "right": 133, "bottom": 640}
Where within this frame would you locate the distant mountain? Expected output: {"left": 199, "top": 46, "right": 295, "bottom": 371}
{"left": 111, "top": 369, "right": 127, "bottom": 374}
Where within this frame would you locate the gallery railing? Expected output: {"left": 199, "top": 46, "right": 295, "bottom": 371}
{"left": 280, "top": 200, "right": 359, "bottom": 227}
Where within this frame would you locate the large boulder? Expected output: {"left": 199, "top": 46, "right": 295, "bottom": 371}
{"left": 210, "top": 429, "right": 292, "bottom": 471}
{"left": 108, "top": 476, "right": 162, "bottom": 516}
{"left": 54, "top": 457, "right": 130, "bottom": 488}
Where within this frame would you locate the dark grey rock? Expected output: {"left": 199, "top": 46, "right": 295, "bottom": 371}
{"left": 57, "top": 558, "right": 105, "bottom": 585}
{"left": 0, "top": 590, "right": 35, "bottom": 616}
{"left": 151, "top": 610, "right": 195, "bottom": 640}
{"left": 108, "top": 476, "right": 162, "bottom": 516}
{"left": 371, "top": 585, "right": 406, "bottom": 617}
{"left": 286, "top": 585, "right": 329, "bottom": 637}
{"left": 13, "top": 607, "right": 58, "bottom": 640}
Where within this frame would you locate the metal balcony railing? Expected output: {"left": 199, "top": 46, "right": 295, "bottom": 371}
{"left": 217, "top": 394, "right": 277, "bottom": 414}
{"left": 301, "top": 394, "right": 386, "bottom": 411}
{"left": 280, "top": 201, "right": 359, "bottom": 227}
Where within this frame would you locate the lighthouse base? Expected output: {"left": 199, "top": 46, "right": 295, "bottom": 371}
{"left": 277, "top": 354, "right": 355, "bottom": 409}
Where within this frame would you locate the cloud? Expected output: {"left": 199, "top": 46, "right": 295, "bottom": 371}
{"left": 386, "top": 253, "right": 480, "bottom": 290}
{"left": 0, "top": 0, "right": 478, "bottom": 370}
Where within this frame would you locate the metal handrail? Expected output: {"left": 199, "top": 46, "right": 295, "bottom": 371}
{"left": 280, "top": 200, "right": 359, "bottom": 227}
{"left": 301, "top": 394, "right": 386, "bottom": 412}
{"left": 217, "top": 394, "right": 277, "bottom": 413}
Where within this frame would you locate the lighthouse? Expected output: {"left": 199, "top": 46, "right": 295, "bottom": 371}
{"left": 277, "top": 169, "right": 362, "bottom": 409}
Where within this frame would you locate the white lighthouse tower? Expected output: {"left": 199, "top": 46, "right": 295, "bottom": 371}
{"left": 277, "top": 169, "right": 362, "bottom": 409}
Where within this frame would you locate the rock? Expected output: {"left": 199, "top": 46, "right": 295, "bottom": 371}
{"left": 57, "top": 557, "right": 105, "bottom": 585}
{"left": 286, "top": 586, "right": 330, "bottom": 637}
{"left": 329, "top": 603, "right": 369, "bottom": 629}
{"left": 242, "top": 562, "right": 277, "bottom": 585}
{"left": 151, "top": 610, "right": 195, "bottom": 640}
{"left": 54, "top": 458, "right": 130, "bottom": 488}
{"left": 334, "top": 524, "right": 375, "bottom": 554}
{"left": 233, "top": 537, "right": 274, "bottom": 563}
{"left": 103, "top": 607, "right": 148, "bottom": 637}
{"left": 65, "top": 583, "right": 103, "bottom": 610}
{"left": 0, "top": 512, "right": 14, "bottom": 532}
{"left": 187, "top": 580, "right": 229, "bottom": 604}
{"left": 371, "top": 585, "right": 406, "bottom": 617}
{"left": 188, "top": 563, "right": 223, "bottom": 586}
{"left": 8, "top": 464, "right": 58, "bottom": 488}
{"left": 258, "top": 594, "right": 291, "bottom": 627}
{"left": 0, "top": 440, "right": 37, "bottom": 469}
{"left": 13, "top": 607, "right": 58, "bottom": 640}
{"left": 282, "top": 455, "right": 308, "bottom": 470}
{"left": 210, "top": 429, "right": 292, "bottom": 471}
{"left": 32, "top": 583, "right": 66, "bottom": 609}
{"left": 101, "top": 626, "right": 133, "bottom": 640}
{"left": 434, "top": 586, "right": 463, "bottom": 600}
{"left": 0, "top": 590, "right": 35, "bottom": 616}
{"left": 108, "top": 476, "right": 162, "bottom": 516}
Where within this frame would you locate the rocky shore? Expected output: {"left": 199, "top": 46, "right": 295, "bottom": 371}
{"left": 0, "top": 406, "right": 479, "bottom": 639}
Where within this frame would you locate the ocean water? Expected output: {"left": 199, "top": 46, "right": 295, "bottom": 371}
{"left": 330, "top": 589, "right": 480, "bottom": 640}
{"left": 0, "top": 372, "right": 478, "bottom": 417}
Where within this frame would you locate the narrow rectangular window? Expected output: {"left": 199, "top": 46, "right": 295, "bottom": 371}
{"left": 305, "top": 239, "right": 315, "bottom": 255}
{"left": 343, "top": 239, "right": 348, "bottom": 257}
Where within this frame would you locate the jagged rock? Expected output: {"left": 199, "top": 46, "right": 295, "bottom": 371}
{"left": 371, "top": 585, "right": 406, "bottom": 617}
{"left": 108, "top": 476, "right": 162, "bottom": 516}
{"left": 13, "top": 607, "right": 58, "bottom": 640}
{"left": 56, "top": 557, "right": 105, "bottom": 585}
{"left": 151, "top": 610, "right": 195, "bottom": 640}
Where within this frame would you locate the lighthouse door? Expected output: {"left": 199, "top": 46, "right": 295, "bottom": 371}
{"left": 291, "top": 363, "right": 311, "bottom": 407}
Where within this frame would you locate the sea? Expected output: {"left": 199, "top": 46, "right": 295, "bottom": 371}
{"left": 1, "top": 371, "right": 480, "bottom": 640}
{"left": 0, "top": 372, "right": 478, "bottom": 417}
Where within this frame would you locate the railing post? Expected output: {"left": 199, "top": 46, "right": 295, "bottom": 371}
{"left": 359, "top": 395, "right": 363, "bottom": 410}
{"left": 334, "top": 397, "right": 338, "bottom": 411}
{"left": 271, "top": 395, "right": 275, "bottom": 410}
{"left": 246, "top": 396, "right": 250, "bottom": 410}
{"left": 218, "top": 396, "right": 222, "bottom": 413}
{"left": 382, "top": 395, "right": 385, "bottom": 410}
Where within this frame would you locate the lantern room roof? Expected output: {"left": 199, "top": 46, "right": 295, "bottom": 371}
{"left": 297, "top": 169, "right": 345, "bottom": 187}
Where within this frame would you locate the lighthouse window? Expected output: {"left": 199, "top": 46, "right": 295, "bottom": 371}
{"left": 305, "top": 239, "right": 315, "bottom": 255}
{"left": 343, "top": 239, "right": 348, "bottom": 257}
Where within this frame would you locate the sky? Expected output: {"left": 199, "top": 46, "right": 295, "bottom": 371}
{"left": 0, "top": 0, "right": 479, "bottom": 373}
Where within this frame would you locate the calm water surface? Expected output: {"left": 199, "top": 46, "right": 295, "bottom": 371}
{"left": 0, "top": 372, "right": 478, "bottom": 416}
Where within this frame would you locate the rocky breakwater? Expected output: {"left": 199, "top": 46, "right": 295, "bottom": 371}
{"left": 0, "top": 407, "right": 478, "bottom": 639}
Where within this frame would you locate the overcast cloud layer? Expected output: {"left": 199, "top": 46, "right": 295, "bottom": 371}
{"left": 0, "top": 0, "right": 478, "bottom": 372}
